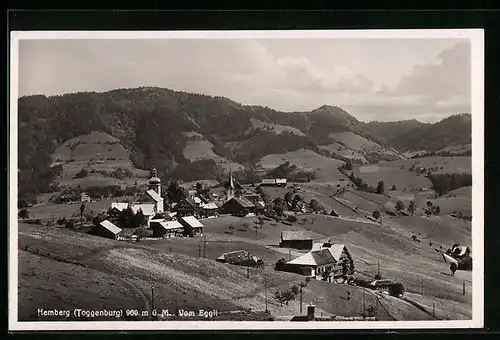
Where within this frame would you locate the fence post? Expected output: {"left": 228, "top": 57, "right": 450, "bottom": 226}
{"left": 463, "top": 280, "right": 466, "bottom": 296}
{"left": 433, "top": 302, "right": 435, "bottom": 317}
{"left": 421, "top": 281, "right": 424, "bottom": 296}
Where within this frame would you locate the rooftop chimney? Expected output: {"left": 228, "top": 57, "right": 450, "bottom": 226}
{"left": 307, "top": 305, "right": 315, "bottom": 321}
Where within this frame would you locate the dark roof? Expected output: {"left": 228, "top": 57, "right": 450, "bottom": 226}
{"left": 311, "top": 249, "right": 336, "bottom": 266}
{"left": 226, "top": 197, "right": 255, "bottom": 209}
{"left": 179, "top": 197, "right": 197, "bottom": 207}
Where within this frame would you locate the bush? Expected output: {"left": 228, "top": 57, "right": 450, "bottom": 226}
{"left": 286, "top": 215, "right": 298, "bottom": 223}
{"left": 388, "top": 283, "right": 405, "bottom": 297}
{"left": 65, "top": 220, "right": 75, "bottom": 229}
{"left": 73, "top": 168, "right": 89, "bottom": 179}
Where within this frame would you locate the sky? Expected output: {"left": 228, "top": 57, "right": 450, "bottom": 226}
{"left": 18, "top": 38, "right": 471, "bottom": 123}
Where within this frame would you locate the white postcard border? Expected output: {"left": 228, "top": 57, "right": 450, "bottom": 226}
{"left": 9, "top": 29, "right": 484, "bottom": 331}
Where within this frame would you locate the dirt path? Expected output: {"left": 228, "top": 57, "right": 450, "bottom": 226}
{"left": 118, "top": 277, "right": 152, "bottom": 315}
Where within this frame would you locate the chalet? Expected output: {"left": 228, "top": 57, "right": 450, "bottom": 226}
{"left": 216, "top": 250, "right": 264, "bottom": 268}
{"left": 279, "top": 231, "right": 315, "bottom": 250}
{"left": 81, "top": 193, "right": 91, "bottom": 203}
{"left": 201, "top": 202, "right": 220, "bottom": 218}
{"left": 179, "top": 215, "right": 204, "bottom": 237}
{"left": 175, "top": 197, "right": 201, "bottom": 218}
{"left": 221, "top": 197, "right": 256, "bottom": 217}
{"left": 89, "top": 220, "right": 122, "bottom": 240}
{"left": 150, "top": 220, "right": 184, "bottom": 238}
{"left": 284, "top": 243, "right": 354, "bottom": 282}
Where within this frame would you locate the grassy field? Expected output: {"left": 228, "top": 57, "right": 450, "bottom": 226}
{"left": 18, "top": 221, "right": 461, "bottom": 321}
{"left": 329, "top": 132, "right": 382, "bottom": 151}
{"left": 51, "top": 131, "right": 149, "bottom": 188}
{"left": 259, "top": 149, "right": 345, "bottom": 183}
{"left": 27, "top": 198, "right": 119, "bottom": 220}
{"left": 249, "top": 118, "right": 305, "bottom": 136}
{"left": 183, "top": 139, "right": 243, "bottom": 172}
{"left": 319, "top": 142, "right": 368, "bottom": 164}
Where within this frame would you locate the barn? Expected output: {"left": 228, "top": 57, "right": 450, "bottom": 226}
{"left": 221, "top": 197, "right": 256, "bottom": 217}
{"left": 279, "top": 231, "right": 315, "bottom": 250}
{"left": 89, "top": 220, "right": 122, "bottom": 240}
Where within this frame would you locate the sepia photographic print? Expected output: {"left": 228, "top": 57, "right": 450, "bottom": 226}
{"left": 9, "top": 29, "right": 484, "bottom": 331}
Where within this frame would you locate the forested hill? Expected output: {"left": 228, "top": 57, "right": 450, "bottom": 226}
{"left": 17, "top": 87, "right": 471, "bottom": 201}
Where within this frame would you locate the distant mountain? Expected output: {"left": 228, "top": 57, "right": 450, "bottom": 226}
{"left": 17, "top": 87, "right": 471, "bottom": 201}
{"left": 364, "top": 114, "right": 471, "bottom": 152}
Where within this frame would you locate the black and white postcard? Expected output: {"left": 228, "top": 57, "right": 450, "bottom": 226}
{"left": 9, "top": 29, "right": 484, "bottom": 331}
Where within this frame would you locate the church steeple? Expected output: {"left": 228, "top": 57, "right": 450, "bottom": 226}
{"left": 226, "top": 164, "right": 235, "bottom": 201}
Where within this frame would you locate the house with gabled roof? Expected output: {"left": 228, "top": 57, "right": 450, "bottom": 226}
{"left": 216, "top": 250, "right": 264, "bottom": 268}
{"left": 221, "top": 197, "right": 256, "bottom": 217}
{"left": 150, "top": 220, "right": 184, "bottom": 238}
{"left": 279, "top": 231, "right": 316, "bottom": 250}
{"left": 89, "top": 219, "right": 122, "bottom": 240}
{"left": 284, "top": 242, "right": 354, "bottom": 282}
{"left": 178, "top": 215, "right": 204, "bottom": 237}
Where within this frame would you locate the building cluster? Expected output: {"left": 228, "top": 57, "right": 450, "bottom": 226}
{"left": 89, "top": 167, "right": 280, "bottom": 241}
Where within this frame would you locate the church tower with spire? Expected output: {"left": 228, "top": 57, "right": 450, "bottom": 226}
{"left": 148, "top": 168, "right": 161, "bottom": 197}
{"left": 226, "top": 164, "right": 235, "bottom": 201}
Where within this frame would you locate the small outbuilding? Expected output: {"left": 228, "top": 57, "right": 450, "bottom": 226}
{"left": 89, "top": 219, "right": 122, "bottom": 240}
{"left": 279, "top": 231, "right": 315, "bottom": 250}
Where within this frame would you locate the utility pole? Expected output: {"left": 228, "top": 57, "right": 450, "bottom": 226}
{"left": 377, "top": 260, "right": 380, "bottom": 277}
{"left": 198, "top": 242, "right": 201, "bottom": 258}
{"left": 421, "top": 281, "right": 424, "bottom": 295}
{"left": 289, "top": 249, "right": 291, "bottom": 261}
{"left": 300, "top": 285, "right": 303, "bottom": 314}
{"left": 463, "top": 280, "right": 466, "bottom": 295}
{"left": 151, "top": 284, "right": 155, "bottom": 320}
{"left": 204, "top": 236, "right": 207, "bottom": 258}
{"left": 363, "top": 288, "right": 366, "bottom": 318}
{"left": 433, "top": 302, "right": 436, "bottom": 318}
{"left": 264, "top": 275, "right": 268, "bottom": 312}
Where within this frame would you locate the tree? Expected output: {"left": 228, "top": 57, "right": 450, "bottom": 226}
{"left": 18, "top": 208, "right": 30, "bottom": 220}
{"left": 80, "top": 203, "right": 85, "bottom": 217}
{"left": 274, "top": 258, "right": 287, "bottom": 271}
{"left": 372, "top": 210, "right": 380, "bottom": 220}
{"left": 286, "top": 215, "right": 298, "bottom": 223}
{"left": 388, "top": 283, "right": 405, "bottom": 297}
{"left": 65, "top": 219, "right": 75, "bottom": 229}
{"left": 391, "top": 184, "right": 397, "bottom": 191}
{"left": 309, "top": 199, "right": 322, "bottom": 212}
{"left": 291, "top": 284, "right": 299, "bottom": 295}
{"left": 284, "top": 191, "right": 293, "bottom": 204}
{"left": 118, "top": 207, "right": 136, "bottom": 228}
{"left": 434, "top": 205, "right": 441, "bottom": 215}
{"left": 133, "top": 209, "right": 147, "bottom": 228}
{"left": 166, "top": 181, "right": 187, "bottom": 203}
{"left": 255, "top": 185, "right": 264, "bottom": 195}
{"left": 407, "top": 200, "right": 416, "bottom": 216}
{"left": 376, "top": 181, "right": 385, "bottom": 194}
{"left": 395, "top": 200, "right": 405, "bottom": 215}
{"left": 344, "top": 159, "right": 353, "bottom": 171}
{"left": 450, "top": 262, "right": 458, "bottom": 276}
{"left": 74, "top": 168, "right": 88, "bottom": 179}
{"left": 273, "top": 290, "right": 287, "bottom": 306}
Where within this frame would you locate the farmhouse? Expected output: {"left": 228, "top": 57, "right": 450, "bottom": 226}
{"left": 179, "top": 215, "right": 204, "bottom": 237}
{"left": 175, "top": 197, "right": 200, "bottom": 218}
{"left": 221, "top": 197, "right": 256, "bottom": 217}
{"left": 201, "top": 202, "right": 220, "bottom": 218}
{"left": 111, "top": 202, "right": 129, "bottom": 212}
{"left": 279, "top": 231, "right": 314, "bottom": 250}
{"left": 89, "top": 219, "right": 122, "bottom": 240}
{"left": 81, "top": 193, "right": 91, "bottom": 203}
{"left": 216, "top": 250, "right": 264, "bottom": 268}
{"left": 150, "top": 220, "right": 184, "bottom": 238}
{"left": 284, "top": 243, "right": 354, "bottom": 282}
